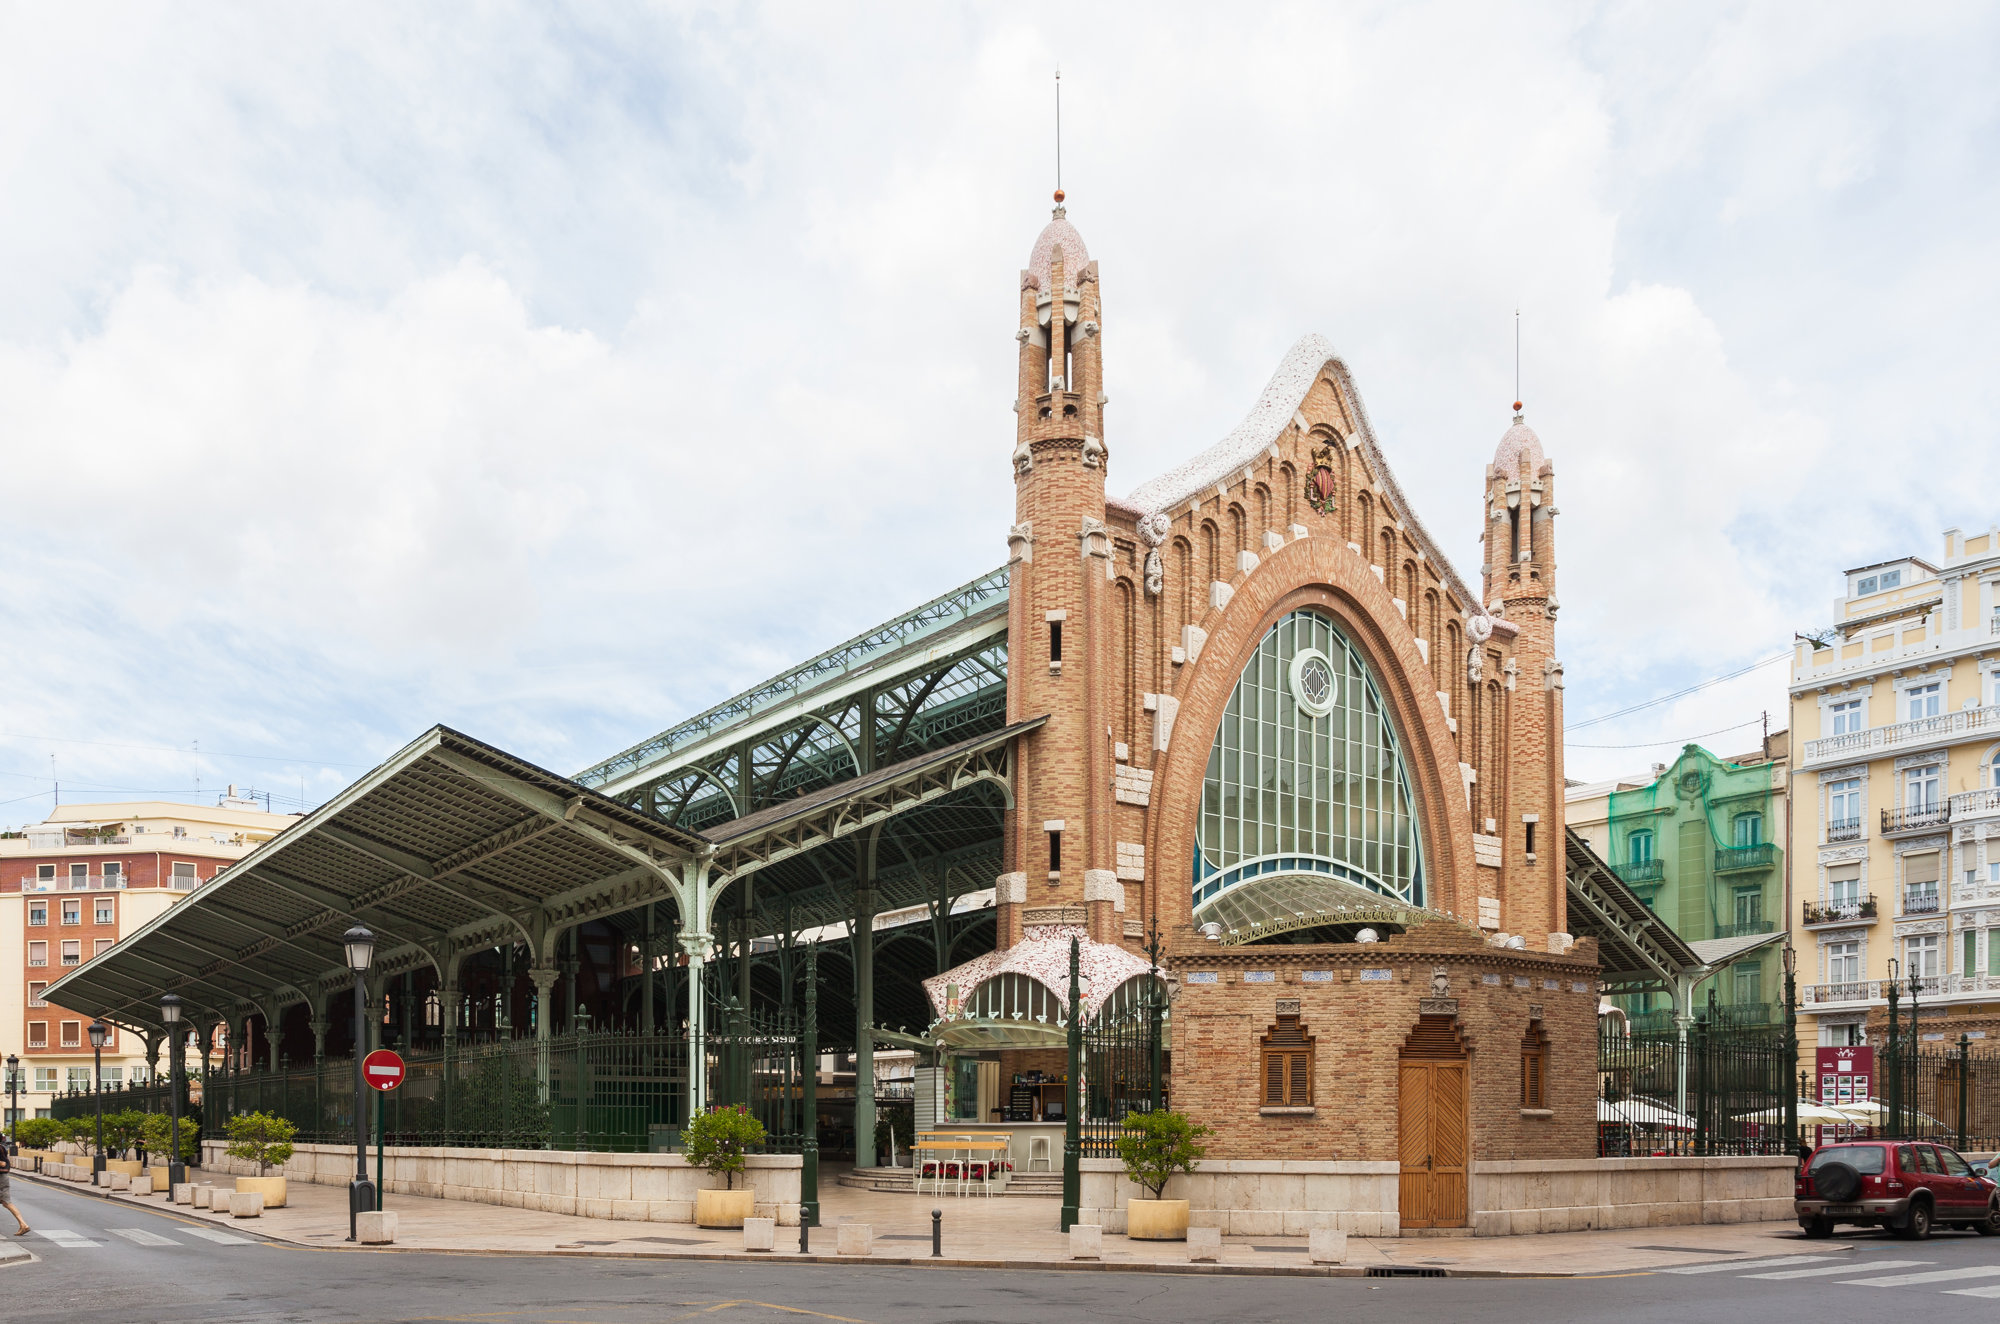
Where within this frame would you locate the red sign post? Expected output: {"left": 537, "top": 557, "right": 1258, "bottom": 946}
{"left": 362, "top": 1048, "right": 406, "bottom": 1092}
{"left": 361, "top": 1049, "right": 404, "bottom": 1214}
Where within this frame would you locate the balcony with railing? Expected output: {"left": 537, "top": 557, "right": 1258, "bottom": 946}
{"left": 20, "top": 873, "right": 129, "bottom": 893}
{"left": 1824, "top": 816, "right": 1864, "bottom": 843}
{"left": 1882, "top": 802, "right": 1950, "bottom": 836}
{"left": 1901, "top": 887, "right": 1942, "bottom": 915}
{"left": 1803, "top": 895, "right": 1876, "bottom": 927}
{"left": 1613, "top": 858, "right": 1664, "bottom": 885}
{"left": 1714, "top": 844, "right": 1777, "bottom": 873}
{"left": 1952, "top": 786, "right": 2000, "bottom": 824}
{"left": 1713, "top": 919, "right": 1776, "bottom": 939}
{"left": 1803, "top": 972, "right": 2000, "bottom": 1007}
{"left": 1801, "top": 703, "right": 2000, "bottom": 768}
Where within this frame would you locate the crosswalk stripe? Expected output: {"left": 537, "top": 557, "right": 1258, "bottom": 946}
{"left": 1841, "top": 1266, "right": 2000, "bottom": 1287}
{"left": 107, "top": 1227, "right": 179, "bottom": 1247}
{"left": 1743, "top": 1259, "right": 1931, "bottom": 1280}
{"left": 37, "top": 1230, "right": 101, "bottom": 1249}
{"left": 1944, "top": 1286, "right": 2000, "bottom": 1299}
{"left": 1659, "top": 1255, "right": 1842, "bottom": 1275}
{"left": 180, "top": 1227, "right": 255, "bottom": 1246}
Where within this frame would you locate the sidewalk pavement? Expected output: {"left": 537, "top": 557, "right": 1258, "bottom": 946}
{"left": 26, "top": 1166, "right": 1831, "bottom": 1277}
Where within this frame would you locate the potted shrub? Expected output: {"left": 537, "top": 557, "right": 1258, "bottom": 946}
{"left": 681, "top": 1104, "right": 766, "bottom": 1227}
{"left": 102, "top": 1110, "right": 148, "bottom": 1178}
{"left": 142, "top": 1112, "right": 201, "bottom": 1186}
{"left": 1114, "top": 1109, "right": 1208, "bottom": 1241}
{"left": 225, "top": 1111, "right": 296, "bottom": 1207}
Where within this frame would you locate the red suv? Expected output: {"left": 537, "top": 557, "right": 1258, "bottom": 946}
{"left": 1797, "top": 1140, "right": 2000, "bottom": 1239}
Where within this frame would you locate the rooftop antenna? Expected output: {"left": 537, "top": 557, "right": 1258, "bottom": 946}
{"left": 1054, "top": 66, "right": 1064, "bottom": 209}
{"left": 1513, "top": 308, "right": 1522, "bottom": 417}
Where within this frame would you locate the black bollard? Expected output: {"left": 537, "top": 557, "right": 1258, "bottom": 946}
{"left": 931, "top": 1207, "right": 942, "bottom": 1258}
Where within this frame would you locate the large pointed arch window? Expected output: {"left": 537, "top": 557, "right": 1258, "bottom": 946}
{"left": 1194, "top": 609, "right": 1426, "bottom": 906}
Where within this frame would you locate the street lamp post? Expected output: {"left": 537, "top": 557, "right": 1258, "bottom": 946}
{"left": 344, "top": 926, "right": 376, "bottom": 1242}
{"left": 5, "top": 1054, "right": 18, "bottom": 1145}
{"left": 160, "top": 994, "right": 186, "bottom": 1187}
{"left": 88, "top": 1020, "right": 109, "bottom": 1175}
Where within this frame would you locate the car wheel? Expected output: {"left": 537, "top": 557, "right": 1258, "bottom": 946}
{"left": 1895, "top": 1200, "right": 1932, "bottom": 1241}
{"left": 1976, "top": 1202, "right": 1999, "bottom": 1237}
{"left": 1803, "top": 1216, "right": 1835, "bottom": 1239}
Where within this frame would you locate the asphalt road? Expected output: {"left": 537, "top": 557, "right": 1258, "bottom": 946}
{"left": 6, "top": 1178, "right": 2000, "bottom": 1324}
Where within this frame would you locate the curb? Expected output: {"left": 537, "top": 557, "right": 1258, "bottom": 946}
{"left": 16, "top": 1172, "right": 1579, "bottom": 1278}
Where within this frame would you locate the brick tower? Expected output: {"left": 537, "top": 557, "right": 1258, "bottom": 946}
{"left": 1482, "top": 406, "right": 1566, "bottom": 945}
{"left": 999, "top": 194, "right": 1121, "bottom": 948}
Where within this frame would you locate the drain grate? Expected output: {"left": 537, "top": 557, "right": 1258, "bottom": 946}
{"left": 1366, "top": 1266, "right": 1447, "bottom": 1278}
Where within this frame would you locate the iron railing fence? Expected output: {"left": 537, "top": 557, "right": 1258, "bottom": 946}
{"left": 1076, "top": 1006, "right": 1165, "bottom": 1160}
{"left": 1598, "top": 1018, "right": 1792, "bottom": 1157}
{"left": 54, "top": 1017, "right": 813, "bottom": 1156}
{"left": 1858, "top": 1034, "right": 2000, "bottom": 1154}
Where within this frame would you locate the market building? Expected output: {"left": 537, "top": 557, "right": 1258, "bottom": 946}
{"left": 45, "top": 196, "right": 1746, "bottom": 1235}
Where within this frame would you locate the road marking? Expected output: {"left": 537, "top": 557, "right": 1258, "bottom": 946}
{"left": 36, "top": 1230, "right": 101, "bottom": 1249}
{"left": 1944, "top": 1286, "right": 2000, "bottom": 1298}
{"left": 1744, "top": 1259, "right": 1931, "bottom": 1280}
{"left": 107, "top": 1227, "right": 181, "bottom": 1247}
{"left": 1841, "top": 1265, "right": 2000, "bottom": 1287}
{"left": 1659, "top": 1255, "right": 1841, "bottom": 1274}
{"left": 180, "top": 1227, "right": 256, "bottom": 1246}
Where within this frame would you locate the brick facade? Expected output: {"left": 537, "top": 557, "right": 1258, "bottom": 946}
{"left": 985, "top": 200, "right": 1593, "bottom": 1193}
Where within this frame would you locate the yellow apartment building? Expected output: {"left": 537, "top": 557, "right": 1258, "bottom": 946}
{"left": 1790, "top": 526, "right": 2000, "bottom": 1054}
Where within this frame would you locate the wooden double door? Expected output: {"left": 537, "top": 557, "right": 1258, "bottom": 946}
{"left": 1398, "top": 1038, "right": 1468, "bottom": 1228}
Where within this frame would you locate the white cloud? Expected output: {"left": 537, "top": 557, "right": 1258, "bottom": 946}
{"left": 0, "top": 1, "right": 1993, "bottom": 806}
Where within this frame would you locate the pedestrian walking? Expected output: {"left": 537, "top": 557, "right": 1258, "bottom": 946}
{"left": 0, "top": 1136, "right": 28, "bottom": 1236}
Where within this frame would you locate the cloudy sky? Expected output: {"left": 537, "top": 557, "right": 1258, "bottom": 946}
{"left": 2, "top": 1, "right": 1995, "bottom": 818}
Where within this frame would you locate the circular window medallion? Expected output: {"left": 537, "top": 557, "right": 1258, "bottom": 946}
{"left": 1289, "top": 648, "right": 1337, "bottom": 717}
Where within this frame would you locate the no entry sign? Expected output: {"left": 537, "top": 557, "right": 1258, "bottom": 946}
{"left": 363, "top": 1048, "right": 406, "bottom": 1092}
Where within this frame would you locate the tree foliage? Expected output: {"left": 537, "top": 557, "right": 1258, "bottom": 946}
{"left": 681, "top": 1104, "right": 766, "bottom": 1190}
{"left": 224, "top": 1111, "right": 297, "bottom": 1175}
{"left": 1113, "top": 1109, "right": 1209, "bottom": 1200}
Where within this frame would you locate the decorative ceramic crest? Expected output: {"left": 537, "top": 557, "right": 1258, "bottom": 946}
{"left": 1304, "top": 443, "right": 1339, "bottom": 515}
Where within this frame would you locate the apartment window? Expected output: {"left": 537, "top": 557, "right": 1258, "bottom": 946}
{"left": 1827, "top": 778, "right": 1862, "bottom": 831}
{"left": 1905, "top": 765, "right": 1941, "bottom": 810}
{"left": 1828, "top": 941, "right": 1860, "bottom": 985}
{"left": 1827, "top": 864, "right": 1861, "bottom": 907}
{"left": 27, "top": 1022, "right": 47, "bottom": 1049}
{"left": 171, "top": 860, "right": 197, "bottom": 888}
{"left": 1520, "top": 1020, "right": 1550, "bottom": 1109}
{"left": 28, "top": 981, "right": 47, "bottom": 1008}
{"left": 1733, "top": 887, "right": 1764, "bottom": 930}
{"left": 60, "top": 1020, "right": 81, "bottom": 1048}
{"left": 33, "top": 1067, "right": 59, "bottom": 1092}
{"left": 60, "top": 939, "right": 81, "bottom": 965}
{"left": 1830, "top": 700, "right": 1864, "bottom": 736}
{"left": 68, "top": 862, "right": 88, "bottom": 889}
{"left": 1261, "top": 1013, "right": 1314, "bottom": 1107}
{"left": 1627, "top": 829, "right": 1654, "bottom": 865}
{"left": 60, "top": 899, "right": 80, "bottom": 925}
{"left": 92, "top": 937, "right": 112, "bottom": 957}
{"left": 1905, "top": 933, "right": 1941, "bottom": 980}
{"left": 1906, "top": 682, "right": 1942, "bottom": 721}
{"left": 27, "top": 902, "right": 46, "bottom": 926}
{"left": 1733, "top": 813, "right": 1763, "bottom": 848}
{"left": 94, "top": 901, "right": 113, "bottom": 924}
{"left": 28, "top": 940, "right": 47, "bottom": 967}
{"left": 1733, "top": 962, "right": 1763, "bottom": 1005}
